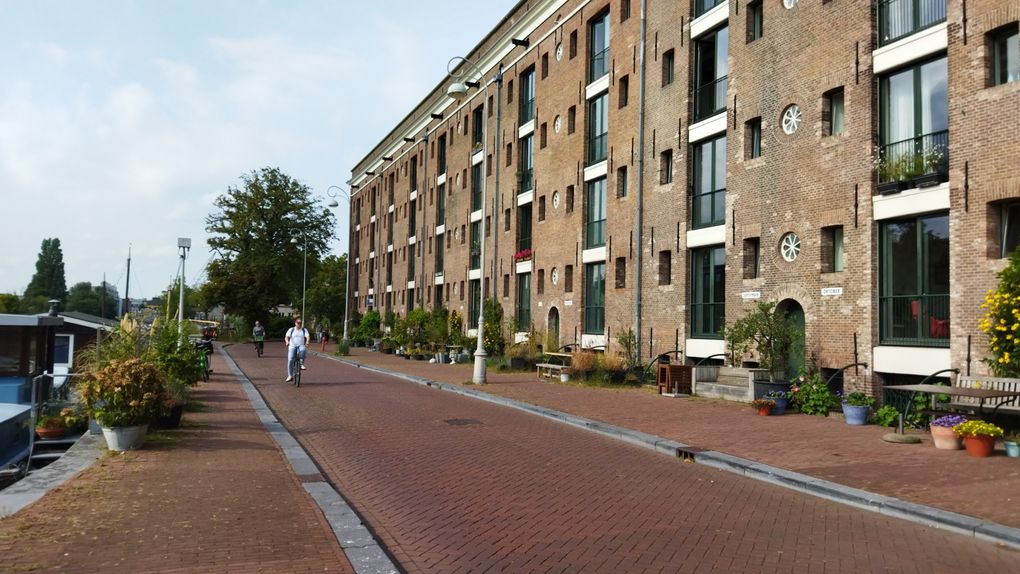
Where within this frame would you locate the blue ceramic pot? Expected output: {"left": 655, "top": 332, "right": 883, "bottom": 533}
{"left": 842, "top": 404, "right": 869, "bottom": 425}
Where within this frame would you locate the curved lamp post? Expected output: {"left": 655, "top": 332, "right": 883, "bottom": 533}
{"left": 290, "top": 230, "right": 307, "bottom": 320}
{"left": 447, "top": 55, "right": 491, "bottom": 385}
{"left": 326, "top": 185, "right": 353, "bottom": 347}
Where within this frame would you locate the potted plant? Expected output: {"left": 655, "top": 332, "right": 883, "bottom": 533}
{"left": 911, "top": 146, "right": 945, "bottom": 188}
{"left": 929, "top": 414, "right": 967, "bottom": 450}
{"left": 1004, "top": 431, "right": 1020, "bottom": 458}
{"left": 841, "top": 392, "right": 875, "bottom": 426}
{"left": 751, "top": 398, "right": 776, "bottom": 416}
{"left": 560, "top": 369, "right": 571, "bottom": 383}
{"left": 789, "top": 371, "right": 838, "bottom": 417}
{"left": 873, "top": 149, "right": 913, "bottom": 195}
{"left": 35, "top": 413, "right": 67, "bottom": 440}
{"left": 952, "top": 420, "right": 1004, "bottom": 458}
{"left": 77, "top": 358, "right": 169, "bottom": 452}
{"left": 763, "top": 390, "right": 789, "bottom": 415}
{"left": 723, "top": 301, "right": 801, "bottom": 399}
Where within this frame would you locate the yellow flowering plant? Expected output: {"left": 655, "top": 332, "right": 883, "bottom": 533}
{"left": 980, "top": 248, "right": 1020, "bottom": 377}
{"left": 952, "top": 420, "right": 1004, "bottom": 438}
{"left": 77, "top": 358, "right": 169, "bottom": 428}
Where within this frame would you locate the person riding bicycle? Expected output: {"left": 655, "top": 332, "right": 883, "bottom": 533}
{"left": 284, "top": 317, "right": 309, "bottom": 383}
{"left": 252, "top": 320, "right": 266, "bottom": 355}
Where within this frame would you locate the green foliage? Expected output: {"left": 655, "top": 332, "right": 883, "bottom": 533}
{"left": 843, "top": 392, "right": 876, "bottom": 407}
{"left": 77, "top": 358, "right": 169, "bottom": 427}
{"left": 0, "top": 293, "right": 24, "bottom": 314}
{"left": 353, "top": 309, "right": 381, "bottom": 344}
{"left": 873, "top": 405, "right": 901, "bottom": 428}
{"left": 723, "top": 301, "right": 801, "bottom": 382}
{"left": 953, "top": 420, "right": 1004, "bottom": 438}
{"left": 204, "top": 167, "right": 336, "bottom": 326}
{"left": 790, "top": 371, "right": 837, "bottom": 416}
{"left": 424, "top": 307, "right": 450, "bottom": 349}
{"left": 24, "top": 238, "right": 67, "bottom": 303}
{"left": 616, "top": 329, "right": 638, "bottom": 371}
{"left": 65, "top": 281, "right": 123, "bottom": 318}
{"left": 304, "top": 254, "right": 347, "bottom": 335}
{"left": 482, "top": 298, "right": 505, "bottom": 356}
{"left": 384, "top": 308, "right": 396, "bottom": 331}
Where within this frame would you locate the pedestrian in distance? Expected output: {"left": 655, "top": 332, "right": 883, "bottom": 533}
{"left": 285, "top": 317, "right": 309, "bottom": 382}
{"left": 252, "top": 320, "right": 266, "bottom": 357}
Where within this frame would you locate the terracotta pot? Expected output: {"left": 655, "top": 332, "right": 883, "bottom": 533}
{"left": 963, "top": 435, "right": 996, "bottom": 458}
{"left": 930, "top": 425, "right": 963, "bottom": 450}
{"left": 757, "top": 407, "right": 772, "bottom": 417}
{"left": 35, "top": 426, "right": 66, "bottom": 440}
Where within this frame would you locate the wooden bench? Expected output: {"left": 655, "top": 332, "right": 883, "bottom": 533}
{"left": 941, "top": 375, "right": 1020, "bottom": 415}
{"left": 536, "top": 363, "right": 567, "bottom": 380}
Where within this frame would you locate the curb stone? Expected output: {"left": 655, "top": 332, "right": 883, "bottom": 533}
{"left": 316, "top": 350, "right": 1020, "bottom": 551}
{"left": 0, "top": 433, "right": 104, "bottom": 518}
{"left": 221, "top": 349, "right": 400, "bottom": 574}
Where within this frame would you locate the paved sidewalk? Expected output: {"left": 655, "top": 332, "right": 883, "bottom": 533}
{"left": 0, "top": 349, "right": 354, "bottom": 573}
{"left": 323, "top": 345, "right": 1020, "bottom": 531}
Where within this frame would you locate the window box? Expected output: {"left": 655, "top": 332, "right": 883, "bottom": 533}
{"left": 877, "top": 180, "right": 908, "bottom": 195}
{"left": 912, "top": 172, "right": 940, "bottom": 188}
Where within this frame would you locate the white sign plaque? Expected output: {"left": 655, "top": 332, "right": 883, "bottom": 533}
{"left": 821, "top": 287, "right": 843, "bottom": 297}
{"left": 741, "top": 291, "right": 761, "bottom": 300}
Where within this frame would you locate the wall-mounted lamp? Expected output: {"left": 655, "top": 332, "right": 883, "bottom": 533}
{"left": 430, "top": 112, "right": 444, "bottom": 120}
{"left": 403, "top": 137, "right": 416, "bottom": 143}
{"left": 511, "top": 38, "right": 529, "bottom": 48}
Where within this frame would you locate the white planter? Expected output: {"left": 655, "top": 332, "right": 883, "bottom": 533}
{"left": 560, "top": 373, "right": 570, "bottom": 383}
{"left": 102, "top": 424, "right": 148, "bottom": 451}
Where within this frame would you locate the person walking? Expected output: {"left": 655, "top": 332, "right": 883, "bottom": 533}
{"left": 252, "top": 320, "right": 266, "bottom": 357}
{"left": 285, "top": 317, "right": 309, "bottom": 382}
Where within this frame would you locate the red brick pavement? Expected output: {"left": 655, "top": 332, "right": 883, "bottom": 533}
{"left": 329, "top": 346, "right": 1020, "bottom": 531}
{"left": 0, "top": 349, "right": 353, "bottom": 574}
{"left": 231, "top": 343, "right": 1020, "bottom": 573}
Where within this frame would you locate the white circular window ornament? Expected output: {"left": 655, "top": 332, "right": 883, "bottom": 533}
{"left": 555, "top": 43, "right": 563, "bottom": 61}
{"left": 554, "top": 115, "right": 562, "bottom": 133}
{"left": 783, "top": 0, "right": 798, "bottom": 8}
{"left": 551, "top": 267, "right": 559, "bottom": 285}
{"left": 552, "top": 191, "right": 560, "bottom": 208}
{"left": 780, "top": 233, "right": 801, "bottom": 262}
{"left": 781, "top": 105, "right": 802, "bottom": 135}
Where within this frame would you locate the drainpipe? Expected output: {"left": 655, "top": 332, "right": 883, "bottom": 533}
{"left": 491, "top": 65, "right": 504, "bottom": 299}
{"left": 634, "top": 0, "right": 648, "bottom": 360}
{"left": 420, "top": 131, "right": 428, "bottom": 307}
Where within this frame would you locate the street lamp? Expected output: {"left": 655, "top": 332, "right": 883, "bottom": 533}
{"left": 447, "top": 55, "right": 495, "bottom": 385}
{"left": 291, "top": 230, "right": 307, "bottom": 320}
{"left": 326, "top": 185, "right": 353, "bottom": 348}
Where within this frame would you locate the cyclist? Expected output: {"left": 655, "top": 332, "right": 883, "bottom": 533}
{"left": 285, "top": 317, "right": 309, "bottom": 383}
{"left": 252, "top": 320, "right": 266, "bottom": 357}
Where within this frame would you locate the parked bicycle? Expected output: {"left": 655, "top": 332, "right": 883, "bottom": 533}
{"left": 194, "top": 338, "right": 213, "bottom": 382}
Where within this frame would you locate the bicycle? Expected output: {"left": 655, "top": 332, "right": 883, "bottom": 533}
{"left": 254, "top": 335, "right": 264, "bottom": 358}
{"left": 289, "top": 348, "right": 302, "bottom": 388}
{"left": 194, "top": 339, "right": 213, "bottom": 382}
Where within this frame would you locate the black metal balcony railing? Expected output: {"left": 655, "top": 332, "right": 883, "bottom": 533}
{"left": 587, "top": 133, "right": 608, "bottom": 165}
{"left": 692, "top": 188, "right": 726, "bottom": 229}
{"left": 520, "top": 97, "right": 535, "bottom": 124}
{"left": 880, "top": 293, "right": 950, "bottom": 347}
{"left": 690, "top": 302, "right": 724, "bottom": 338}
{"left": 694, "top": 75, "right": 727, "bottom": 122}
{"left": 877, "top": 130, "right": 949, "bottom": 184}
{"left": 585, "top": 219, "right": 606, "bottom": 249}
{"left": 589, "top": 47, "right": 609, "bottom": 83}
{"left": 518, "top": 167, "right": 534, "bottom": 194}
{"left": 694, "top": 0, "right": 726, "bottom": 19}
{"left": 879, "top": 0, "right": 947, "bottom": 47}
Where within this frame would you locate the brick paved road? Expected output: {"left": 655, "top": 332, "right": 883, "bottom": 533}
{"left": 232, "top": 344, "right": 1020, "bottom": 573}
{"left": 0, "top": 349, "right": 353, "bottom": 574}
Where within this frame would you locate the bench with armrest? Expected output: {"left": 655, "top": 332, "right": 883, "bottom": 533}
{"left": 939, "top": 375, "right": 1020, "bottom": 416}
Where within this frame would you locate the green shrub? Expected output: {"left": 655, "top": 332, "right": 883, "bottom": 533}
{"left": 791, "top": 371, "right": 837, "bottom": 416}
{"left": 873, "top": 405, "right": 900, "bottom": 427}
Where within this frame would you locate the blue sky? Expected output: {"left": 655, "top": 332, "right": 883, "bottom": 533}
{"left": 0, "top": 0, "right": 516, "bottom": 298}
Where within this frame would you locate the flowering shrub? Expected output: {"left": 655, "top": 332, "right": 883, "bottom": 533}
{"left": 842, "top": 392, "right": 875, "bottom": 407}
{"left": 980, "top": 248, "right": 1020, "bottom": 377}
{"left": 77, "top": 358, "right": 169, "bottom": 428}
{"left": 931, "top": 414, "right": 967, "bottom": 428}
{"left": 751, "top": 398, "right": 776, "bottom": 410}
{"left": 513, "top": 248, "right": 533, "bottom": 261}
{"left": 952, "top": 420, "right": 1004, "bottom": 438}
{"left": 790, "top": 371, "right": 837, "bottom": 417}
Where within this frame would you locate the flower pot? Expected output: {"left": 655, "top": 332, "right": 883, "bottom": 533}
{"left": 962, "top": 435, "right": 996, "bottom": 458}
{"left": 771, "top": 397, "right": 789, "bottom": 416}
{"left": 842, "top": 404, "right": 870, "bottom": 425}
{"left": 912, "top": 172, "right": 940, "bottom": 188}
{"left": 35, "top": 427, "right": 66, "bottom": 440}
{"left": 1005, "top": 441, "right": 1020, "bottom": 458}
{"left": 753, "top": 380, "right": 791, "bottom": 401}
{"left": 930, "top": 425, "right": 963, "bottom": 450}
{"left": 757, "top": 407, "right": 773, "bottom": 417}
{"left": 154, "top": 404, "right": 185, "bottom": 430}
{"left": 101, "top": 424, "right": 148, "bottom": 452}
{"left": 560, "top": 373, "right": 570, "bottom": 383}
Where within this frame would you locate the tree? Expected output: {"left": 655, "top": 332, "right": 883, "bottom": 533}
{"left": 65, "top": 282, "right": 121, "bottom": 317}
{"left": 723, "top": 301, "right": 801, "bottom": 382}
{"left": 24, "top": 238, "right": 68, "bottom": 303}
{"left": 0, "top": 293, "right": 24, "bottom": 314}
{"left": 304, "top": 254, "right": 347, "bottom": 335}
{"left": 204, "top": 167, "right": 336, "bottom": 326}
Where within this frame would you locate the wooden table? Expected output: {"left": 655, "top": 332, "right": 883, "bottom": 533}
{"left": 543, "top": 352, "right": 572, "bottom": 366}
{"left": 885, "top": 383, "right": 1020, "bottom": 421}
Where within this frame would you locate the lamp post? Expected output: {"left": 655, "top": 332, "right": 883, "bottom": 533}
{"left": 176, "top": 237, "right": 191, "bottom": 342}
{"left": 447, "top": 55, "right": 494, "bottom": 385}
{"left": 291, "top": 230, "right": 307, "bottom": 320}
{"left": 326, "top": 185, "right": 353, "bottom": 347}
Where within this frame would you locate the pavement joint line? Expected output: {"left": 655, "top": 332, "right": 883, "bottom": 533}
{"left": 316, "top": 350, "right": 1020, "bottom": 551}
{"left": 220, "top": 348, "right": 400, "bottom": 574}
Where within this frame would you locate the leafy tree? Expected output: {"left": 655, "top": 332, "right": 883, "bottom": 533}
{"left": 0, "top": 293, "right": 24, "bottom": 314}
{"left": 304, "top": 254, "right": 347, "bottom": 336}
{"left": 66, "top": 282, "right": 121, "bottom": 317}
{"left": 204, "top": 167, "right": 336, "bottom": 326}
{"left": 154, "top": 281, "right": 206, "bottom": 322}
{"left": 24, "top": 238, "right": 68, "bottom": 303}
{"left": 723, "top": 301, "right": 801, "bottom": 382}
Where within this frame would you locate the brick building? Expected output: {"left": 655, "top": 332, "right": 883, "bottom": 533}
{"left": 347, "top": 0, "right": 1020, "bottom": 395}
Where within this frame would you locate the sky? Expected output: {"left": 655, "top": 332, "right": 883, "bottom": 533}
{"left": 0, "top": 0, "right": 517, "bottom": 300}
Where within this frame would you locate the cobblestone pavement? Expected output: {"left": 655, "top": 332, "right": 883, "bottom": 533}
{"left": 0, "top": 349, "right": 353, "bottom": 574}
{"left": 231, "top": 343, "right": 1020, "bottom": 573}
{"left": 329, "top": 346, "right": 1020, "bottom": 530}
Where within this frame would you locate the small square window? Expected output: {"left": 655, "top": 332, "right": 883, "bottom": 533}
{"left": 569, "top": 31, "right": 578, "bottom": 59}
{"left": 658, "top": 251, "right": 671, "bottom": 285}
{"left": 617, "top": 166, "right": 628, "bottom": 198}
{"left": 507, "top": 79, "right": 514, "bottom": 104}
{"left": 745, "top": 118, "right": 761, "bottom": 159}
{"left": 743, "top": 238, "right": 760, "bottom": 279}
{"left": 504, "top": 208, "right": 511, "bottom": 231}
{"left": 747, "top": 1, "right": 763, "bottom": 43}
{"left": 619, "top": 75, "right": 629, "bottom": 108}
{"left": 540, "top": 123, "right": 548, "bottom": 148}
{"left": 990, "top": 24, "right": 1019, "bottom": 86}
{"left": 503, "top": 274, "right": 510, "bottom": 298}
{"left": 506, "top": 142, "right": 513, "bottom": 166}
{"left": 615, "top": 257, "right": 627, "bottom": 288}
{"left": 662, "top": 50, "right": 674, "bottom": 86}
{"left": 660, "top": 149, "right": 673, "bottom": 184}
{"left": 824, "top": 88, "right": 845, "bottom": 136}
{"left": 538, "top": 269, "right": 545, "bottom": 294}
{"left": 821, "top": 226, "right": 845, "bottom": 273}
{"left": 541, "top": 53, "right": 549, "bottom": 79}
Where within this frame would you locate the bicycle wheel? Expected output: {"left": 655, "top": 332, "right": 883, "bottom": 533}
{"left": 290, "top": 354, "right": 301, "bottom": 387}
{"left": 202, "top": 357, "right": 209, "bottom": 382}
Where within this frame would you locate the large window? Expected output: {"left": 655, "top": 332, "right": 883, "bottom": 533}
{"left": 694, "top": 26, "right": 728, "bottom": 122}
{"left": 437, "top": 134, "right": 447, "bottom": 175}
{"left": 409, "top": 157, "right": 418, "bottom": 192}
{"left": 408, "top": 199, "right": 416, "bottom": 238}
{"left": 878, "top": 0, "right": 947, "bottom": 47}
{"left": 991, "top": 24, "right": 1019, "bottom": 87}
{"left": 695, "top": 0, "right": 726, "bottom": 19}
{"left": 999, "top": 202, "right": 1020, "bottom": 258}
{"left": 520, "top": 68, "right": 536, "bottom": 124}
{"left": 517, "top": 204, "right": 532, "bottom": 253}
{"left": 436, "top": 183, "right": 445, "bottom": 225}
{"left": 880, "top": 212, "right": 949, "bottom": 346}
{"left": 435, "top": 233, "right": 444, "bottom": 274}
{"left": 519, "top": 134, "right": 534, "bottom": 193}
{"left": 692, "top": 135, "right": 727, "bottom": 228}
{"left": 585, "top": 177, "right": 607, "bottom": 249}
{"left": 470, "top": 221, "right": 481, "bottom": 270}
{"left": 472, "top": 106, "right": 484, "bottom": 149}
{"left": 879, "top": 57, "right": 948, "bottom": 184}
{"left": 471, "top": 163, "right": 483, "bottom": 211}
{"left": 587, "top": 92, "right": 609, "bottom": 165}
{"left": 691, "top": 246, "right": 725, "bottom": 338}
{"left": 584, "top": 262, "right": 605, "bottom": 334}
{"left": 746, "top": 1, "right": 763, "bottom": 42}
{"left": 516, "top": 273, "right": 532, "bottom": 328}
{"left": 468, "top": 279, "right": 481, "bottom": 326}
{"left": 589, "top": 12, "right": 610, "bottom": 83}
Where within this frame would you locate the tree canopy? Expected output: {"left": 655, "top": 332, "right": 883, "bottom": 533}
{"left": 204, "top": 167, "right": 336, "bottom": 325}
{"left": 24, "top": 238, "right": 67, "bottom": 303}
{"left": 66, "top": 281, "right": 121, "bottom": 318}
{"left": 304, "top": 254, "right": 347, "bottom": 334}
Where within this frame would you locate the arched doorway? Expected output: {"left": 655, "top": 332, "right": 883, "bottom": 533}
{"left": 547, "top": 307, "right": 560, "bottom": 351}
{"left": 777, "top": 299, "right": 805, "bottom": 379}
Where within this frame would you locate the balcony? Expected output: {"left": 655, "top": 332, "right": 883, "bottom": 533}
{"left": 694, "top": 76, "right": 727, "bottom": 122}
{"left": 694, "top": 0, "right": 726, "bottom": 19}
{"left": 520, "top": 97, "right": 535, "bottom": 124}
{"left": 587, "top": 133, "right": 608, "bottom": 166}
{"left": 878, "top": 0, "right": 946, "bottom": 47}
{"left": 589, "top": 47, "right": 609, "bottom": 84}
{"left": 880, "top": 293, "right": 949, "bottom": 347}
{"left": 691, "top": 188, "right": 726, "bottom": 229}
{"left": 585, "top": 219, "right": 606, "bottom": 249}
{"left": 876, "top": 130, "right": 948, "bottom": 188}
